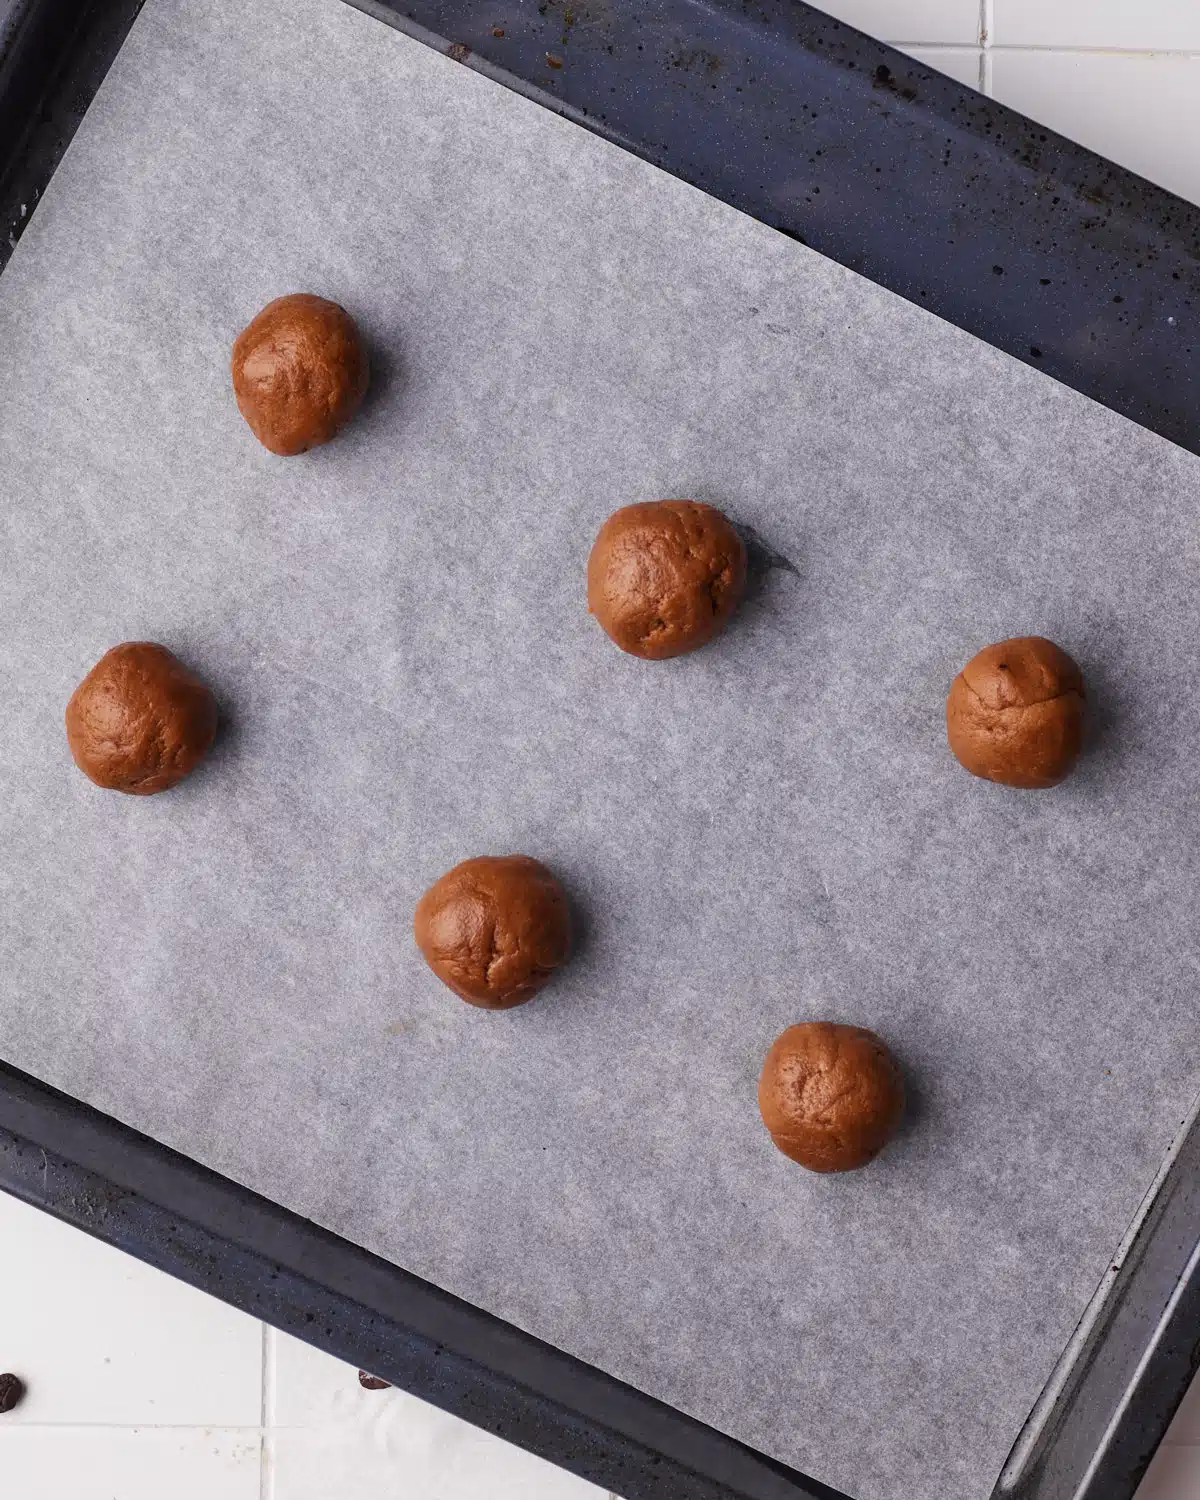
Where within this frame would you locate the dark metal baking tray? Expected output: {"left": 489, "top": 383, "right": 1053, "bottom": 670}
{"left": 0, "top": 2, "right": 1197, "bottom": 1498}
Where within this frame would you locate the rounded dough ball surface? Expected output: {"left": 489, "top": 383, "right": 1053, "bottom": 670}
{"left": 947, "top": 636, "right": 1085, "bottom": 789}
{"left": 587, "top": 500, "right": 748, "bottom": 659}
{"left": 232, "top": 293, "right": 369, "bottom": 456}
{"left": 413, "top": 855, "right": 572, "bottom": 1009}
{"left": 758, "top": 1022, "right": 905, "bottom": 1173}
{"left": 65, "top": 642, "right": 218, "bottom": 795}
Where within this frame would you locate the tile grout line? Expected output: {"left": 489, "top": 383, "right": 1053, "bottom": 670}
{"left": 984, "top": 43, "right": 1200, "bottom": 57}
{"left": 260, "top": 1323, "right": 274, "bottom": 1500}
{"left": 888, "top": 40, "right": 984, "bottom": 49}
{"left": 980, "top": 0, "right": 994, "bottom": 93}
{"left": 0, "top": 1422, "right": 269, "bottom": 1431}
{"left": 890, "top": 42, "right": 1200, "bottom": 56}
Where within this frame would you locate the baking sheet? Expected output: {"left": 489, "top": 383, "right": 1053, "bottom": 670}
{"left": 0, "top": 1, "right": 1197, "bottom": 1496}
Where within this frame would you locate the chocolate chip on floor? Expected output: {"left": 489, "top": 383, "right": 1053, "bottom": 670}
{"left": 0, "top": 1374, "right": 26, "bottom": 1413}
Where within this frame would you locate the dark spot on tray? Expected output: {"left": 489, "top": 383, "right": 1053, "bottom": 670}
{"left": 872, "top": 62, "right": 916, "bottom": 100}
{"left": 1030, "top": 347, "right": 1042, "bottom": 359}
{"left": 446, "top": 41, "right": 471, "bottom": 62}
{"left": 671, "top": 47, "right": 722, "bottom": 75}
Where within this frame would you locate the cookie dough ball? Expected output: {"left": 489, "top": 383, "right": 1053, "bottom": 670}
{"left": 758, "top": 1022, "right": 905, "bottom": 1173}
{"left": 414, "top": 855, "right": 572, "bottom": 1009}
{"left": 587, "top": 500, "right": 747, "bottom": 660}
{"left": 66, "top": 642, "right": 218, "bottom": 795}
{"left": 232, "top": 293, "right": 369, "bottom": 456}
{"left": 947, "top": 636, "right": 1085, "bottom": 789}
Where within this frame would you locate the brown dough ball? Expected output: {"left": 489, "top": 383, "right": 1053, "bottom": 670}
{"left": 232, "top": 293, "right": 369, "bottom": 456}
{"left": 413, "top": 855, "right": 572, "bottom": 1009}
{"left": 65, "top": 643, "right": 217, "bottom": 795}
{"left": 758, "top": 1022, "right": 905, "bottom": 1173}
{"left": 947, "top": 636, "right": 1085, "bottom": 789}
{"left": 587, "top": 500, "right": 748, "bottom": 660}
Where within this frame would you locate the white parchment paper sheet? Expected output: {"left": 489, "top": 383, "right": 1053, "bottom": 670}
{"left": 0, "top": 1, "right": 1197, "bottom": 1495}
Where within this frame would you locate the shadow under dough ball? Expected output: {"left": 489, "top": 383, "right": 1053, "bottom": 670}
{"left": 758, "top": 1022, "right": 905, "bottom": 1173}
{"left": 414, "top": 855, "right": 573, "bottom": 1009}
{"left": 587, "top": 500, "right": 748, "bottom": 659}
{"left": 66, "top": 642, "right": 217, "bottom": 795}
{"left": 232, "top": 293, "right": 369, "bottom": 456}
{"left": 947, "top": 636, "right": 1085, "bottom": 789}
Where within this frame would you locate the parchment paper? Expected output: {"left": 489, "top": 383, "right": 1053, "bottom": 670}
{"left": 0, "top": 1, "right": 1197, "bottom": 1496}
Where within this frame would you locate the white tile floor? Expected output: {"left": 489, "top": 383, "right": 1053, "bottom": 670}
{"left": 0, "top": 1192, "right": 609, "bottom": 1499}
{"left": 3, "top": 1, "right": 1199, "bottom": 1496}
